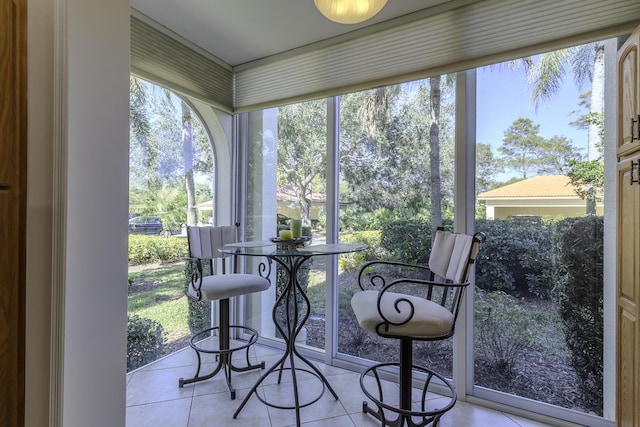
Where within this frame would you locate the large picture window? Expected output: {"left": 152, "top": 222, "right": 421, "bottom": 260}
{"left": 239, "top": 41, "right": 610, "bottom": 426}
{"left": 335, "top": 77, "right": 457, "bottom": 378}
{"left": 127, "top": 76, "right": 215, "bottom": 370}
{"left": 473, "top": 44, "right": 606, "bottom": 420}
{"left": 243, "top": 100, "right": 328, "bottom": 349}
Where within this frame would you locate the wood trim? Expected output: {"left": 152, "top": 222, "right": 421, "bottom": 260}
{"left": 0, "top": 0, "right": 27, "bottom": 426}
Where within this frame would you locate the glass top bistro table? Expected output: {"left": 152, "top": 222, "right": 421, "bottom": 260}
{"left": 221, "top": 240, "right": 366, "bottom": 426}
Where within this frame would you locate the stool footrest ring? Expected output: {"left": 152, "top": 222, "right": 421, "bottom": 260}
{"left": 188, "top": 325, "right": 259, "bottom": 355}
{"left": 359, "top": 362, "right": 456, "bottom": 427}
{"left": 254, "top": 367, "right": 325, "bottom": 410}
{"left": 178, "top": 325, "right": 264, "bottom": 400}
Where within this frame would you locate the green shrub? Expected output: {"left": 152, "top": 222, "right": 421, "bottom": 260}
{"left": 555, "top": 216, "right": 603, "bottom": 410}
{"left": 339, "top": 206, "right": 400, "bottom": 232}
{"left": 474, "top": 290, "right": 534, "bottom": 379}
{"left": 380, "top": 219, "right": 434, "bottom": 265}
{"left": 342, "top": 217, "right": 560, "bottom": 300}
{"left": 339, "top": 230, "right": 382, "bottom": 271}
{"left": 475, "top": 219, "right": 555, "bottom": 298}
{"left": 128, "top": 234, "right": 188, "bottom": 265}
{"left": 127, "top": 314, "right": 165, "bottom": 371}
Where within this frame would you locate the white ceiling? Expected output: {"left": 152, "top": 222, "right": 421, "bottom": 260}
{"left": 130, "top": 0, "right": 452, "bottom": 66}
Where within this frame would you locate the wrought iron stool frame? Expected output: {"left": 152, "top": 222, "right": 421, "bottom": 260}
{"left": 178, "top": 298, "right": 264, "bottom": 399}
{"left": 351, "top": 229, "right": 485, "bottom": 427}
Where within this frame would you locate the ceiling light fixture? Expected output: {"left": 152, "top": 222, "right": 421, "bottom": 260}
{"left": 314, "top": 0, "right": 388, "bottom": 24}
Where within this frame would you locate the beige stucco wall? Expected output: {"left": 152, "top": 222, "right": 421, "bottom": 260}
{"left": 482, "top": 197, "right": 605, "bottom": 220}
{"left": 489, "top": 205, "right": 605, "bottom": 220}
{"left": 277, "top": 201, "right": 323, "bottom": 221}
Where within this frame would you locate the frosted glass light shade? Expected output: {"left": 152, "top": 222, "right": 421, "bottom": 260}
{"left": 314, "top": 0, "right": 388, "bottom": 24}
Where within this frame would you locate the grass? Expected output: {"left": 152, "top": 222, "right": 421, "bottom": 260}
{"left": 128, "top": 263, "right": 191, "bottom": 345}
{"left": 527, "top": 300, "right": 570, "bottom": 360}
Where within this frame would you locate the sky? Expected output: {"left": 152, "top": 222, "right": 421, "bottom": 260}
{"left": 476, "top": 63, "right": 590, "bottom": 181}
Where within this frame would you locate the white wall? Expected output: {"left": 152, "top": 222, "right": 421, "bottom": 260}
{"left": 26, "top": 0, "right": 130, "bottom": 426}
{"left": 62, "top": 1, "right": 130, "bottom": 425}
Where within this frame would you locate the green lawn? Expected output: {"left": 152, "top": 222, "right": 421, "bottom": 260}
{"left": 128, "top": 263, "right": 190, "bottom": 345}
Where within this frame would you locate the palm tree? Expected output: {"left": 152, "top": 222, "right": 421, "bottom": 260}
{"left": 522, "top": 42, "right": 605, "bottom": 214}
{"left": 526, "top": 42, "right": 604, "bottom": 161}
{"left": 355, "top": 78, "right": 449, "bottom": 231}
{"left": 130, "top": 77, "right": 203, "bottom": 226}
{"left": 423, "top": 75, "right": 455, "bottom": 232}
{"left": 130, "top": 76, "right": 158, "bottom": 191}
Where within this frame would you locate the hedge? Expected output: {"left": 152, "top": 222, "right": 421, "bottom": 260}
{"left": 128, "top": 234, "right": 188, "bottom": 265}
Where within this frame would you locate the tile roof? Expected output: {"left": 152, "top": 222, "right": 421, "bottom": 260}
{"left": 478, "top": 175, "right": 579, "bottom": 199}
{"left": 276, "top": 185, "right": 326, "bottom": 203}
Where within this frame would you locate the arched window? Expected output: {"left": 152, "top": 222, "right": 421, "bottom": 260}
{"left": 127, "top": 75, "right": 226, "bottom": 369}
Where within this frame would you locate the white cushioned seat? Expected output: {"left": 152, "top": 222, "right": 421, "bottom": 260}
{"left": 351, "top": 289, "right": 454, "bottom": 338}
{"left": 196, "top": 273, "right": 270, "bottom": 301}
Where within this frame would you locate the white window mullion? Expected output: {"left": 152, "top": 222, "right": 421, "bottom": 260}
{"left": 325, "top": 96, "right": 340, "bottom": 363}
{"left": 454, "top": 69, "right": 477, "bottom": 399}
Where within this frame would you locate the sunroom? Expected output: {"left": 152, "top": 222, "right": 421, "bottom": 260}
{"left": 34, "top": 1, "right": 640, "bottom": 427}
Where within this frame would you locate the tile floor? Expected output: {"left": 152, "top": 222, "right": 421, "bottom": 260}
{"left": 126, "top": 340, "right": 557, "bottom": 427}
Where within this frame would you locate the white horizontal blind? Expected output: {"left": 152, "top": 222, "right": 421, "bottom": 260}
{"left": 130, "top": 13, "right": 234, "bottom": 111}
{"left": 234, "top": 0, "right": 640, "bottom": 111}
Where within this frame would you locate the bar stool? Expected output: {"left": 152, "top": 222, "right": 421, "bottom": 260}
{"left": 178, "top": 225, "right": 271, "bottom": 399}
{"left": 351, "top": 228, "right": 485, "bottom": 426}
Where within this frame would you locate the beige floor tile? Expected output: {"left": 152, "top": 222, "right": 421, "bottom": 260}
{"left": 126, "top": 343, "right": 566, "bottom": 427}
{"left": 505, "top": 413, "right": 561, "bottom": 427}
{"left": 127, "top": 365, "right": 195, "bottom": 406}
{"left": 136, "top": 347, "right": 199, "bottom": 372}
{"left": 265, "top": 389, "right": 347, "bottom": 427}
{"left": 300, "top": 415, "right": 356, "bottom": 427}
{"left": 437, "top": 399, "right": 520, "bottom": 427}
{"left": 126, "top": 397, "right": 191, "bottom": 427}
{"left": 188, "top": 389, "right": 271, "bottom": 427}
{"left": 191, "top": 365, "right": 264, "bottom": 398}
{"left": 319, "top": 371, "right": 364, "bottom": 414}
{"left": 348, "top": 410, "right": 394, "bottom": 426}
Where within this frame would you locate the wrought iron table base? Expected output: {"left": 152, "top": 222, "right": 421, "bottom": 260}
{"left": 233, "top": 254, "right": 338, "bottom": 426}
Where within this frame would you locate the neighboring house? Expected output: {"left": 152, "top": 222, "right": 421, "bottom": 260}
{"left": 477, "top": 175, "right": 604, "bottom": 220}
{"left": 275, "top": 185, "right": 326, "bottom": 223}
{"left": 195, "top": 185, "right": 328, "bottom": 225}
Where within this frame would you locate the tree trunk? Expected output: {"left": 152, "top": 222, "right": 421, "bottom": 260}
{"left": 182, "top": 101, "right": 197, "bottom": 225}
{"left": 295, "top": 184, "right": 312, "bottom": 227}
{"left": 429, "top": 76, "right": 442, "bottom": 231}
